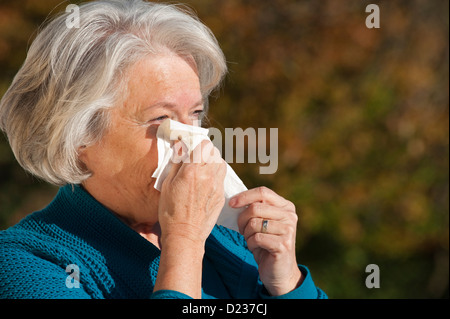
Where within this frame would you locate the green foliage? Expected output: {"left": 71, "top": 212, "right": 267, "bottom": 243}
{"left": 0, "top": 0, "right": 448, "bottom": 298}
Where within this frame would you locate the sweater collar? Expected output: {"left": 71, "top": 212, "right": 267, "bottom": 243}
{"left": 56, "top": 184, "right": 161, "bottom": 261}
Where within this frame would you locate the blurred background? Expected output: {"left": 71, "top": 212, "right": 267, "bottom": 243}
{"left": 0, "top": 0, "right": 448, "bottom": 298}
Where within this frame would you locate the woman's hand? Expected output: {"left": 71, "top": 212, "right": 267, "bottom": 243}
{"left": 158, "top": 140, "right": 227, "bottom": 244}
{"left": 230, "top": 187, "right": 303, "bottom": 296}
{"left": 154, "top": 140, "right": 226, "bottom": 298}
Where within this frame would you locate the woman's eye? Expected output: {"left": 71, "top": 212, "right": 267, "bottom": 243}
{"left": 150, "top": 115, "right": 169, "bottom": 122}
{"left": 193, "top": 110, "right": 204, "bottom": 118}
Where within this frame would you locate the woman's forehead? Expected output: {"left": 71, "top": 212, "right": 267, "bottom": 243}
{"left": 121, "top": 55, "right": 202, "bottom": 113}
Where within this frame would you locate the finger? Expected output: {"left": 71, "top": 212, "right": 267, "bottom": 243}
{"left": 229, "top": 186, "right": 293, "bottom": 210}
{"left": 190, "top": 140, "right": 217, "bottom": 164}
{"left": 216, "top": 159, "right": 227, "bottom": 180}
{"left": 178, "top": 142, "right": 227, "bottom": 185}
{"left": 237, "top": 203, "right": 297, "bottom": 234}
{"left": 207, "top": 161, "right": 227, "bottom": 193}
{"left": 163, "top": 142, "right": 187, "bottom": 181}
{"left": 243, "top": 218, "right": 289, "bottom": 239}
{"left": 191, "top": 141, "right": 226, "bottom": 178}
{"left": 246, "top": 232, "right": 288, "bottom": 255}
{"left": 171, "top": 140, "right": 190, "bottom": 164}
{"left": 199, "top": 140, "right": 223, "bottom": 164}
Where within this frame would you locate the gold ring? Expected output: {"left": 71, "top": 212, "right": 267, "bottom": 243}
{"left": 261, "top": 220, "right": 269, "bottom": 233}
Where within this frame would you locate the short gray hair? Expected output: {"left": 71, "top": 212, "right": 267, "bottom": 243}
{"left": 0, "top": 0, "right": 227, "bottom": 186}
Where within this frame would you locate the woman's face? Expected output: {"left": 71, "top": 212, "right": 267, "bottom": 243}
{"left": 80, "top": 53, "right": 204, "bottom": 226}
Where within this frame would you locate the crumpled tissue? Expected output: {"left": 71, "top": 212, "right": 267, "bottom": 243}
{"left": 151, "top": 119, "right": 247, "bottom": 232}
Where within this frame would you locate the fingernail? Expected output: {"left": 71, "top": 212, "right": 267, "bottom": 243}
{"left": 229, "top": 197, "right": 237, "bottom": 207}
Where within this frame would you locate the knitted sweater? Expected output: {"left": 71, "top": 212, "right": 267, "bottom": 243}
{"left": 0, "top": 184, "right": 327, "bottom": 299}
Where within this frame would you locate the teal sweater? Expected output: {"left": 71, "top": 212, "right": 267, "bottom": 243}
{"left": 0, "top": 184, "right": 327, "bottom": 299}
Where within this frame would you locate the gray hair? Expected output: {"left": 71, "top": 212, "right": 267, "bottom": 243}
{"left": 0, "top": 0, "right": 227, "bottom": 186}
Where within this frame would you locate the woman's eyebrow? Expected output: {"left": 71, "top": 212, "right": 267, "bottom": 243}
{"left": 144, "top": 99, "right": 204, "bottom": 111}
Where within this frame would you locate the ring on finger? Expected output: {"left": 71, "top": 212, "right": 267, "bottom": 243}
{"left": 261, "top": 219, "right": 269, "bottom": 234}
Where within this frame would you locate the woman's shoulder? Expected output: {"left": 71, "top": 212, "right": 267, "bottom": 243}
{"left": 0, "top": 214, "right": 74, "bottom": 266}
{"left": 0, "top": 213, "right": 100, "bottom": 299}
{"left": 0, "top": 228, "right": 92, "bottom": 298}
{"left": 0, "top": 206, "right": 95, "bottom": 276}
{"left": 0, "top": 214, "right": 46, "bottom": 248}
{"left": 0, "top": 222, "right": 52, "bottom": 270}
{"left": 1, "top": 206, "right": 63, "bottom": 247}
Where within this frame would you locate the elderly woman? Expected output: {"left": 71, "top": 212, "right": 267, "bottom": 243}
{"left": 0, "top": 0, "right": 326, "bottom": 299}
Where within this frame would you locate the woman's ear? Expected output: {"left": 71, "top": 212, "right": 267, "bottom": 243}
{"left": 77, "top": 145, "right": 87, "bottom": 156}
{"left": 77, "top": 145, "right": 89, "bottom": 170}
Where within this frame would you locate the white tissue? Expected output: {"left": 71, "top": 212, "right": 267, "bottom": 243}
{"left": 152, "top": 119, "right": 247, "bottom": 232}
